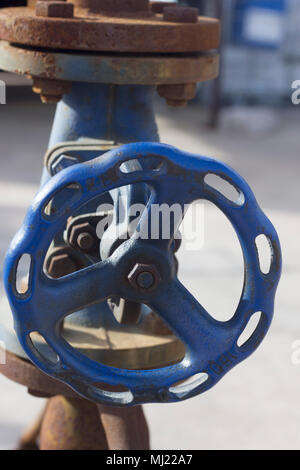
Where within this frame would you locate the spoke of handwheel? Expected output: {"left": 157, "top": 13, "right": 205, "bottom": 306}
{"left": 40, "top": 260, "right": 116, "bottom": 321}
{"left": 149, "top": 279, "right": 223, "bottom": 355}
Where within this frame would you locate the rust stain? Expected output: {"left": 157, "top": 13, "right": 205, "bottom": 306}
{"left": 0, "top": 6, "right": 220, "bottom": 53}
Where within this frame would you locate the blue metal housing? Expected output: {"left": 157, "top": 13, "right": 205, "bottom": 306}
{"left": 4, "top": 142, "right": 282, "bottom": 406}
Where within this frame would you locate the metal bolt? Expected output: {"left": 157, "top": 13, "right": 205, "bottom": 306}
{"left": 128, "top": 263, "right": 161, "bottom": 291}
{"left": 48, "top": 253, "right": 78, "bottom": 278}
{"left": 163, "top": 6, "right": 199, "bottom": 23}
{"left": 72, "top": 0, "right": 149, "bottom": 13}
{"left": 36, "top": 1, "right": 74, "bottom": 19}
{"left": 77, "top": 232, "right": 95, "bottom": 252}
{"left": 157, "top": 83, "right": 197, "bottom": 107}
{"left": 136, "top": 271, "right": 155, "bottom": 290}
{"left": 32, "top": 77, "right": 72, "bottom": 104}
{"left": 151, "top": 2, "right": 177, "bottom": 14}
{"left": 69, "top": 222, "right": 97, "bottom": 253}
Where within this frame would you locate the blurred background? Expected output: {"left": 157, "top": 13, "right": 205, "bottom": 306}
{"left": 0, "top": 0, "right": 299, "bottom": 450}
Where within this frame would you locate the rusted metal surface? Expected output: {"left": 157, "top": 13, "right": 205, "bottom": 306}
{"left": 40, "top": 396, "right": 109, "bottom": 450}
{"left": 46, "top": 246, "right": 84, "bottom": 278}
{"left": 0, "top": 350, "right": 150, "bottom": 449}
{"left": 0, "top": 350, "right": 79, "bottom": 397}
{"left": 163, "top": 5, "right": 199, "bottom": 24}
{"left": 68, "top": 221, "right": 97, "bottom": 253}
{"left": 17, "top": 405, "right": 46, "bottom": 450}
{"left": 41, "top": 396, "right": 149, "bottom": 450}
{"left": 36, "top": 1, "right": 74, "bottom": 19}
{"left": 32, "top": 76, "right": 72, "bottom": 103}
{"left": 47, "top": 252, "right": 79, "bottom": 278}
{"left": 17, "top": 394, "right": 150, "bottom": 450}
{"left": 72, "top": 0, "right": 151, "bottom": 14}
{"left": 99, "top": 405, "right": 150, "bottom": 450}
{"left": 157, "top": 83, "right": 197, "bottom": 107}
{"left": 150, "top": 2, "right": 177, "bottom": 14}
{"left": 0, "top": 3, "right": 219, "bottom": 106}
{"left": 0, "top": 41, "right": 219, "bottom": 85}
{"left": 0, "top": 6, "right": 220, "bottom": 53}
{"left": 77, "top": 232, "right": 96, "bottom": 252}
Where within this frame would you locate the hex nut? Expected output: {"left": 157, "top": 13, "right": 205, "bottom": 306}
{"left": 157, "top": 83, "right": 197, "bottom": 107}
{"left": 136, "top": 271, "right": 155, "bottom": 289}
{"left": 77, "top": 232, "right": 95, "bottom": 252}
{"left": 32, "top": 77, "right": 72, "bottom": 104}
{"left": 36, "top": 1, "right": 74, "bottom": 18}
{"left": 48, "top": 253, "right": 78, "bottom": 278}
{"left": 69, "top": 222, "right": 97, "bottom": 252}
{"left": 90, "top": 0, "right": 149, "bottom": 13}
{"left": 128, "top": 263, "right": 161, "bottom": 291}
{"left": 151, "top": 2, "right": 177, "bottom": 14}
{"left": 163, "top": 6, "right": 199, "bottom": 23}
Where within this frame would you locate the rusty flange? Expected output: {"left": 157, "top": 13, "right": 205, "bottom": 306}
{"left": 0, "top": 2, "right": 220, "bottom": 104}
{"left": 0, "top": 4, "right": 220, "bottom": 53}
{"left": 1, "top": 351, "right": 150, "bottom": 450}
{"left": 0, "top": 349, "right": 78, "bottom": 398}
{"left": 0, "top": 41, "right": 219, "bottom": 85}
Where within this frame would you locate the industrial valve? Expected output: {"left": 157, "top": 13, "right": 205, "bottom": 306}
{"left": 4, "top": 142, "right": 281, "bottom": 406}
{"left": 0, "top": 2, "right": 282, "bottom": 451}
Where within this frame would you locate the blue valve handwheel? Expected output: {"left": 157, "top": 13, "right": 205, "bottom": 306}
{"left": 4, "top": 143, "right": 281, "bottom": 406}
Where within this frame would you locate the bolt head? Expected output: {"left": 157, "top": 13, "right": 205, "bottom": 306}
{"left": 128, "top": 263, "right": 161, "bottom": 291}
{"left": 48, "top": 253, "right": 77, "bottom": 278}
{"left": 151, "top": 2, "right": 177, "bottom": 14}
{"left": 92, "top": 0, "right": 149, "bottom": 13}
{"left": 69, "top": 222, "right": 97, "bottom": 253}
{"left": 77, "top": 232, "right": 95, "bottom": 252}
{"left": 163, "top": 6, "right": 199, "bottom": 24}
{"left": 36, "top": 1, "right": 74, "bottom": 18}
{"left": 157, "top": 83, "right": 197, "bottom": 107}
{"left": 32, "top": 77, "right": 72, "bottom": 104}
{"left": 136, "top": 271, "right": 155, "bottom": 289}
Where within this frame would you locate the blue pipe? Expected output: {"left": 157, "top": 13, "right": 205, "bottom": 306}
{"left": 42, "top": 82, "right": 159, "bottom": 327}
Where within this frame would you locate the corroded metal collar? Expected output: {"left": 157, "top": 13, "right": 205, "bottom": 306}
{"left": 0, "top": 4, "right": 220, "bottom": 53}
